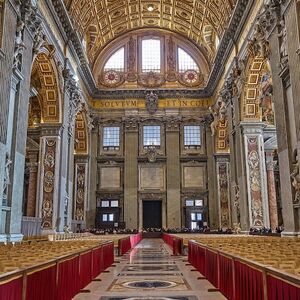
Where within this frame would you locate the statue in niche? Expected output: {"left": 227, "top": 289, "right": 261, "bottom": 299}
{"left": 259, "top": 73, "right": 274, "bottom": 124}
{"left": 13, "top": 19, "right": 26, "bottom": 70}
{"left": 278, "top": 19, "right": 289, "bottom": 70}
{"left": 145, "top": 91, "right": 158, "bottom": 114}
{"left": 248, "top": 23, "right": 270, "bottom": 59}
{"left": 2, "top": 153, "right": 12, "bottom": 201}
{"left": 290, "top": 149, "right": 300, "bottom": 204}
{"left": 218, "top": 98, "right": 227, "bottom": 121}
{"left": 232, "top": 58, "right": 246, "bottom": 100}
{"left": 209, "top": 106, "right": 218, "bottom": 136}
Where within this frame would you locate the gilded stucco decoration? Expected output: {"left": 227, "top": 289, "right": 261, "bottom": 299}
{"left": 241, "top": 56, "right": 274, "bottom": 123}
{"left": 215, "top": 117, "right": 229, "bottom": 153}
{"left": 75, "top": 112, "right": 88, "bottom": 154}
{"left": 31, "top": 53, "right": 61, "bottom": 123}
{"left": 64, "top": 0, "right": 237, "bottom": 63}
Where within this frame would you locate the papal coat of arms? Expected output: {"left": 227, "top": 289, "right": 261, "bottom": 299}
{"left": 145, "top": 91, "right": 158, "bottom": 114}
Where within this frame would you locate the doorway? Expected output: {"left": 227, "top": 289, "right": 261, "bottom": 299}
{"left": 143, "top": 200, "right": 162, "bottom": 228}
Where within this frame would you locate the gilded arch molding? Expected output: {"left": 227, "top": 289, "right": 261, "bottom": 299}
{"left": 241, "top": 57, "right": 272, "bottom": 123}
{"left": 31, "top": 53, "right": 61, "bottom": 123}
{"left": 64, "top": 0, "right": 237, "bottom": 64}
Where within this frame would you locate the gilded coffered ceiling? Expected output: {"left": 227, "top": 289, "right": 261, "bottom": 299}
{"left": 64, "top": 0, "right": 237, "bottom": 64}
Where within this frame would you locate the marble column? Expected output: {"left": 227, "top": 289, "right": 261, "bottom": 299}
{"left": 124, "top": 118, "right": 139, "bottom": 229}
{"left": 86, "top": 126, "right": 97, "bottom": 228}
{"left": 26, "top": 150, "right": 39, "bottom": 217}
{"left": 166, "top": 119, "right": 181, "bottom": 228}
{"left": 242, "top": 123, "right": 270, "bottom": 228}
{"left": 265, "top": 151, "right": 278, "bottom": 231}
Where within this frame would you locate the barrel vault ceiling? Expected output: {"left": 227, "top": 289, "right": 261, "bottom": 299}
{"left": 63, "top": 0, "right": 237, "bottom": 65}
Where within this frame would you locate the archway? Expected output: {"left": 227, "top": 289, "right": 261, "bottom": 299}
{"left": 22, "top": 51, "right": 62, "bottom": 236}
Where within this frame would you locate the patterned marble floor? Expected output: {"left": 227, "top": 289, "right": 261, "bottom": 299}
{"left": 73, "top": 239, "right": 226, "bottom": 300}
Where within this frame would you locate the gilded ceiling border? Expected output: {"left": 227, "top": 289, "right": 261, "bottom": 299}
{"left": 48, "top": 0, "right": 254, "bottom": 99}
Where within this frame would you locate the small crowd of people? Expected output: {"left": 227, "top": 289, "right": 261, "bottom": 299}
{"left": 88, "top": 228, "right": 139, "bottom": 235}
{"left": 249, "top": 226, "right": 284, "bottom": 235}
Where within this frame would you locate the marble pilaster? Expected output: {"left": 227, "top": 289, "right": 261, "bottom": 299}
{"left": 124, "top": 118, "right": 139, "bottom": 229}
{"left": 216, "top": 155, "right": 231, "bottom": 229}
{"left": 73, "top": 157, "right": 89, "bottom": 227}
{"left": 25, "top": 150, "right": 39, "bottom": 217}
{"left": 242, "top": 123, "right": 270, "bottom": 228}
{"left": 207, "top": 126, "right": 218, "bottom": 229}
{"left": 265, "top": 151, "right": 278, "bottom": 231}
{"left": 37, "top": 126, "right": 62, "bottom": 235}
{"left": 267, "top": 12, "right": 298, "bottom": 235}
{"left": 165, "top": 119, "right": 181, "bottom": 228}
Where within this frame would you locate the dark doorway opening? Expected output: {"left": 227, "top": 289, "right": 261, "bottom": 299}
{"left": 143, "top": 200, "right": 162, "bottom": 228}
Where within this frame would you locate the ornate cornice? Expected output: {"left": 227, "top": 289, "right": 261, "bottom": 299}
{"left": 47, "top": 0, "right": 254, "bottom": 99}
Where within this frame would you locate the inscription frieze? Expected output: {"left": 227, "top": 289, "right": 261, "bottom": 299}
{"left": 91, "top": 98, "right": 212, "bottom": 110}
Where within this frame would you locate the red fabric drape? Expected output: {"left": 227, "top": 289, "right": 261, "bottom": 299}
{"left": 57, "top": 256, "right": 80, "bottom": 300}
{"left": 26, "top": 265, "right": 56, "bottom": 300}
{"left": 267, "top": 275, "right": 300, "bottom": 300}
{"left": 188, "top": 241, "right": 197, "bottom": 266}
{"left": 205, "top": 249, "right": 218, "bottom": 288}
{"left": 195, "top": 244, "right": 206, "bottom": 276}
{"left": 130, "top": 232, "right": 142, "bottom": 248}
{"left": 92, "top": 247, "right": 103, "bottom": 278}
{"left": 0, "top": 277, "right": 22, "bottom": 300}
{"left": 162, "top": 233, "right": 182, "bottom": 255}
{"left": 119, "top": 237, "right": 131, "bottom": 255}
{"left": 219, "top": 255, "right": 234, "bottom": 300}
{"left": 102, "top": 242, "right": 114, "bottom": 270}
{"left": 235, "top": 261, "right": 264, "bottom": 300}
{"left": 79, "top": 252, "right": 92, "bottom": 289}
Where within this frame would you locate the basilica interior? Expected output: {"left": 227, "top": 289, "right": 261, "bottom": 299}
{"left": 0, "top": 0, "right": 300, "bottom": 299}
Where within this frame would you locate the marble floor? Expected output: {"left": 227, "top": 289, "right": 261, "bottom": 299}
{"left": 74, "top": 239, "right": 226, "bottom": 300}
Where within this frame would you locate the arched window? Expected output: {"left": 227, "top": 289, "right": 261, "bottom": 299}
{"left": 104, "top": 47, "right": 125, "bottom": 71}
{"left": 178, "top": 47, "right": 199, "bottom": 72}
{"left": 142, "top": 39, "right": 161, "bottom": 73}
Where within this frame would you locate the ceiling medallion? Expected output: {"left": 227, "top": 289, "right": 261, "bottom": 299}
{"left": 145, "top": 91, "right": 158, "bottom": 115}
{"left": 179, "top": 70, "right": 205, "bottom": 87}
{"left": 100, "top": 70, "right": 124, "bottom": 87}
{"left": 146, "top": 4, "right": 155, "bottom": 12}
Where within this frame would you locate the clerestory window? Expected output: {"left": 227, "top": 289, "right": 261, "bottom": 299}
{"left": 142, "top": 39, "right": 161, "bottom": 73}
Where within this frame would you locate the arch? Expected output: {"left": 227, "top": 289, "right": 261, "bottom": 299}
{"left": 30, "top": 52, "right": 62, "bottom": 124}
{"left": 74, "top": 111, "right": 88, "bottom": 155}
{"left": 241, "top": 56, "right": 272, "bottom": 123}
{"left": 64, "top": 0, "right": 237, "bottom": 63}
{"left": 93, "top": 29, "right": 210, "bottom": 89}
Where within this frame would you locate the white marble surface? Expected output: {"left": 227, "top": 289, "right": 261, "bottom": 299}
{"left": 73, "top": 239, "right": 226, "bottom": 300}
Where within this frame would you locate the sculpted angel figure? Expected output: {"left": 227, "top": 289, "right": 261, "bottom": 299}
{"left": 209, "top": 106, "right": 218, "bottom": 136}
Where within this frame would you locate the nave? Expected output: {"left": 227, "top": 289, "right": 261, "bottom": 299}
{"left": 74, "top": 239, "right": 225, "bottom": 300}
